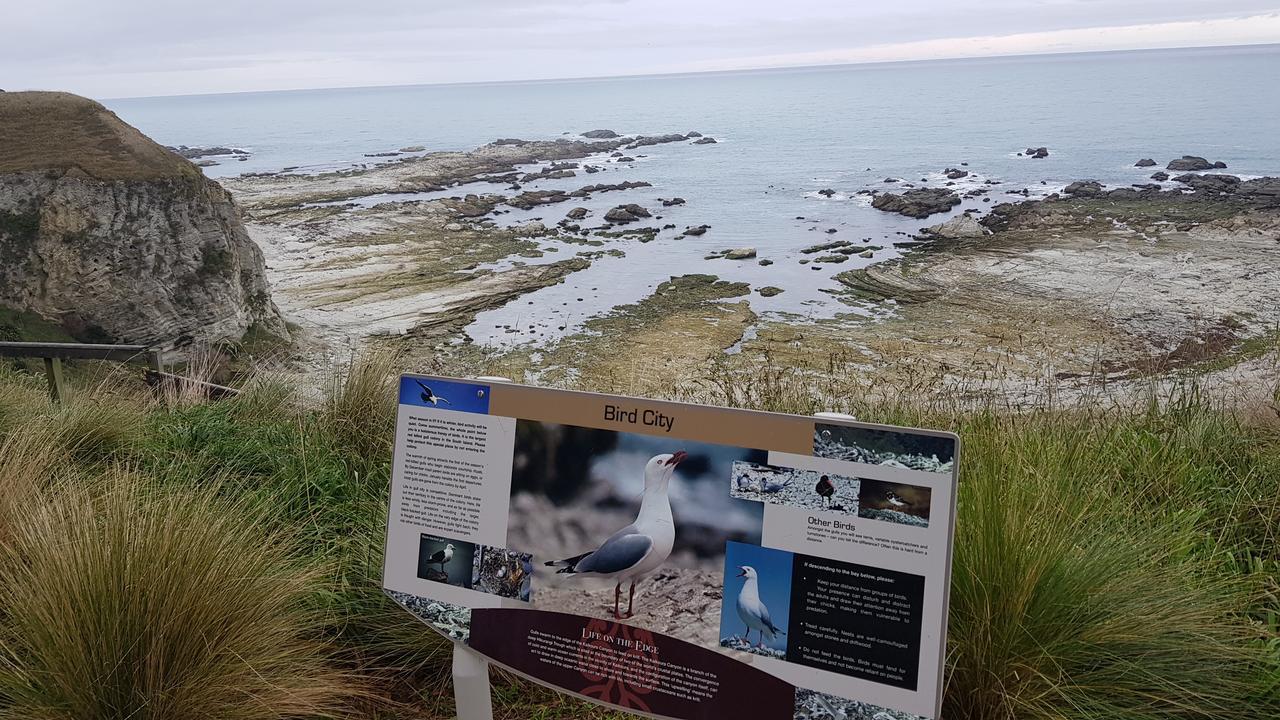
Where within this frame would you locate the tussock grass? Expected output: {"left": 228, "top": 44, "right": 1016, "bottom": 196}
{"left": 0, "top": 355, "right": 1276, "bottom": 719}
{"left": 946, "top": 412, "right": 1270, "bottom": 720}
{"left": 323, "top": 348, "right": 400, "bottom": 476}
{"left": 0, "top": 472, "right": 357, "bottom": 720}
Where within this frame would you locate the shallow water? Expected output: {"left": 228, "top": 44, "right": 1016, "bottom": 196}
{"left": 108, "top": 45, "right": 1280, "bottom": 344}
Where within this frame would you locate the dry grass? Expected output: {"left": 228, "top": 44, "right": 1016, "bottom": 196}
{"left": 0, "top": 91, "right": 197, "bottom": 180}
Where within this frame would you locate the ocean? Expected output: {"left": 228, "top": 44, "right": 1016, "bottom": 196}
{"left": 105, "top": 45, "right": 1280, "bottom": 345}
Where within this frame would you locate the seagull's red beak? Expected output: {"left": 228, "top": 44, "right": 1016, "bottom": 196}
{"left": 667, "top": 450, "right": 688, "bottom": 466}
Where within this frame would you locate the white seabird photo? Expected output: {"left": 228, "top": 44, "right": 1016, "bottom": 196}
{"left": 426, "top": 542, "right": 454, "bottom": 574}
{"left": 545, "top": 450, "right": 687, "bottom": 619}
{"left": 735, "top": 565, "right": 785, "bottom": 648}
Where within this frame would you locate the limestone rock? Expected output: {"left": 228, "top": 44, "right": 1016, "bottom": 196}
{"left": 1166, "top": 155, "right": 1226, "bottom": 171}
{"left": 920, "top": 212, "right": 990, "bottom": 239}
{"left": 871, "top": 188, "right": 960, "bottom": 218}
{"left": 604, "top": 204, "right": 651, "bottom": 223}
{"left": 0, "top": 91, "right": 288, "bottom": 346}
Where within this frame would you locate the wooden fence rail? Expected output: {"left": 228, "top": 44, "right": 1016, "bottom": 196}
{"left": 0, "top": 341, "right": 164, "bottom": 403}
{"left": 0, "top": 342, "right": 239, "bottom": 404}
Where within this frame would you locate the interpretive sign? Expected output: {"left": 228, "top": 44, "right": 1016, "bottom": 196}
{"left": 383, "top": 375, "right": 960, "bottom": 720}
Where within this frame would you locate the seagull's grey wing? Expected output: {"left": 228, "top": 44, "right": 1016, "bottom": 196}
{"left": 575, "top": 526, "right": 653, "bottom": 575}
{"left": 754, "top": 598, "right": 774, "bottom": 628}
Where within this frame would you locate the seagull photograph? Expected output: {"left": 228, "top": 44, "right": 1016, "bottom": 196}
{"left": 729, "top": 461, "right": 861, "bottom": 516}
{"left": 735, "top": 566, "right": 786, "bottom": 648}
{"left": 506, "top": 420, "right": 765, "bottom": 645}
{"left": 856, "top": 479, "right": 932, "bottom": 527}
{"left": 416, "top": 535, "right": 475, "bottom": 588}
{"left": 718, "top": 541, "right": 792, "bottom": 659}
{"left": 545, "top": 450, "right": 686, "bottom": 619}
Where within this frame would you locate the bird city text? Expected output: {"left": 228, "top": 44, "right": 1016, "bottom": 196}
{"left": 603, "top": 404, "right": 676, "bottom": 433}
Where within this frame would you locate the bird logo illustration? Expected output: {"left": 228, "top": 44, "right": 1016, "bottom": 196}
{"left": 735, "top": 566, "right": 785, "bottom": 649}
{"left": 415, "top": 380, "right": 451, "bottom": 406}
{"left": 546, "top": 450, "right": 686, "bottom": 619}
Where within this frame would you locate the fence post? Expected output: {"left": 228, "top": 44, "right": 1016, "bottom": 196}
{"left": 149, "top": 347, "right": 165, "bottom": 374}
{"left": 452, "top": 644, "right": 495, "bottom": 720}
{"left": 43, "top": 357, "right": 65, "bottom": 404}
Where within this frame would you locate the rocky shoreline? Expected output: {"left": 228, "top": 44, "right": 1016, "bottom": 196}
{"left": 212, "top": 133, "right": 1279, "bottom": 400}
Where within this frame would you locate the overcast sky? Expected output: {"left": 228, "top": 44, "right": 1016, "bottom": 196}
{"left": 4, "top": 1, "right": 1279, "bottom": 98}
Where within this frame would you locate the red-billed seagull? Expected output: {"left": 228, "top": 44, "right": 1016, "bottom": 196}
{"left": 546, "top": 451, "right": 686, "bottom": 619}
{"left": 736, "top": 566, "right": 785, "bottom": 648}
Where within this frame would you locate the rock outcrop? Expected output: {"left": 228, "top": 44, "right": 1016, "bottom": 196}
{"left": 871, "top": 188, "right": 961, "bottom": 218}
{"left": 919, "top": 212, "right": 989, "bottom": 239}
{"left": 1166, "top": 155, "right": 1227, "bottom": 171}
{"left": 0, "top": 92, "right": 288, "bottom": 346}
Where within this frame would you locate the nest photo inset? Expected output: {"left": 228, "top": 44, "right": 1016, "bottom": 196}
{"left": 729, "top": 461, "right": 862, "bottom": 515}
{"left": 814, "top": 423, "right": 956, "bottom": 474}
{"left": 471, "top": 545, "right": 534, "bottom": 601}
{"left": 856, "top": 480, "right": 932, "bottom": 527}
{"left": 417, "top": 535, "right": 476, "bottom": 589}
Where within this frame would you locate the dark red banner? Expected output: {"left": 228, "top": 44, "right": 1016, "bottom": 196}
{"left": 469, "top": 608, "right": 795, "bottom": 720}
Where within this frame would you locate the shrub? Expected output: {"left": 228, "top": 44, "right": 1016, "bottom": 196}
{"left": 0, "top": 473, "right": 356, "bottom": 720}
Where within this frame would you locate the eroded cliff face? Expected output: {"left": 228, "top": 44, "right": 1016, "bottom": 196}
{"left": 0, "top": 92, "right": 288, "bottom": 346}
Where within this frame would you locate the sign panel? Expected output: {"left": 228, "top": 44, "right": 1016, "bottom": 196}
{"left": 383, "top": 375, "right": 959, "bottom": 720}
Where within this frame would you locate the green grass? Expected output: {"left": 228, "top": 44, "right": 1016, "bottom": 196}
{"left": 0, "top": 357, "right": 1275, "bottom": 720}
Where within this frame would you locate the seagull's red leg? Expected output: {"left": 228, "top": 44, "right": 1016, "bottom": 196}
{"left": 625, "top": 581, "right": 636, "bottom": 618}
{"left": 613, "top": 582, "right": 622, "bottom": 619}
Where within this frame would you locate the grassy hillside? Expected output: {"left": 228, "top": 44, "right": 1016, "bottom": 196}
{"left": 0, "top": 91, "right": 197, "bottom": 181}
{"left": 0, "top": 356, "right": 1276, "bottom": 719}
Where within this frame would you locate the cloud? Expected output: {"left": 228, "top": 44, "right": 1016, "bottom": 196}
{"left": 669, "top": 12, "right": 1280, "bottom": 73}
{"left": 3, "top": 1, "right": 1278, "bottom": 97}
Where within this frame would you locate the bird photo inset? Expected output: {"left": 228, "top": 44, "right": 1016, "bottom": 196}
{"left": 719, "top": 541, "right": 792, "bottom": 659}
{"left": 813, "top": 423, "right": 956, "bottom": 475}
{"left": 546, "top": 451, "right": 686, "bottom": 619}
{"left": 507, "top": 421, "right": 765, "bottom": 647}
{"left": 417, "top": 535, "right": 475, "bottom": 589}
{"left": 472, "top": 546, "right": 534, "bottom": 601}
{"left": 729, "top": 461, "right": 861, "bottom": 516}
{"left": 735, "top": 566, "right": 786, "bottom": 649}
{"left": 856, "top": 479, "right": 932, "bottom": 528}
